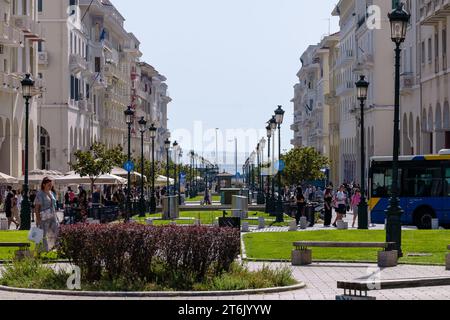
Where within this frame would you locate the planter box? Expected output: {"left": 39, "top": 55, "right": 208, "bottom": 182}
{"left": 292, "top": 249, "right": 312, "bottom": 266}
{"left": 378, "top": 250, "right": 398, "bottom": 268}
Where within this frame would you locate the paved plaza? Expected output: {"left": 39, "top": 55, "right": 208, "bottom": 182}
{"left": 0, "top": 262, "right": 449, "bottom": 300}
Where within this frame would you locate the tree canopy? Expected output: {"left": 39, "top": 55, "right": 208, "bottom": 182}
{"left": 280, "top": 147, "right": 330, "bottom": 186}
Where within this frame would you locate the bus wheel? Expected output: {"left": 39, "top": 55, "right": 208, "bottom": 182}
{"left": 414, "top": 209, "right": 435, "bottom": 230}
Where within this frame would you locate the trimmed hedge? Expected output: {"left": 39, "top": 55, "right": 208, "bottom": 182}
{"left": 57, "top": 224, "right": 241, "bottom": 284}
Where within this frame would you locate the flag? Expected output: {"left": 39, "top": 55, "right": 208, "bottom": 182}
{"left": 99, "top": 29, "right": 106, "bottom": 42}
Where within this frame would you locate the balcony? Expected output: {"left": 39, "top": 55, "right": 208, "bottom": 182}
{"left": 336, "top": 50, "right": 354, "bottom": 68}
{"left": 12, "top": 15, "right": 44, "bottom": 41}
{"left": 0, "top": 22, "right": 23, "bottom": 47}
{"left": 336, "top": 81, "right": 354, "bottom": 96}
{"left": 400, "top": 73, "right": 415, "bottom": 94}
{"left": 420, "top": 0, "right": 450, "bottom": 26}
{"left": 69, "top": 54, "right": 87, "bottom": 73}
{"left": 38, "top": 51, "right": 48, "bottom": 66}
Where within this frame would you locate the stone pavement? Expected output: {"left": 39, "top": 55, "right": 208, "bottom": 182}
{"left": 0, "top": 262, "right": 449, "bottom": 300}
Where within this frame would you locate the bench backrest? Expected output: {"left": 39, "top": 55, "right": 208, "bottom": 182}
{"left": 0, "top": 243, "right": 31, "bottom": 248}
{"left": 294, "top": 242, "right": 395, "bottom": 248}
{"left": 338, "top": 277, "right": 450, "bottom": 291}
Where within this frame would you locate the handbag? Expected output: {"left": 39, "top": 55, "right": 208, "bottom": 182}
{"left": 28, "top": 227, "right": 44, "bottom": 244}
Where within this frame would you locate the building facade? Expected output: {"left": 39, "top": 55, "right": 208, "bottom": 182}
{"left": 36, "top": 0, "right": 171, "bottom": 173}
{"left": 401, "top": 0, "right": 450, "bottom": 156}
{"left": 0, "top": 0, "right": 44, "bottom": 177}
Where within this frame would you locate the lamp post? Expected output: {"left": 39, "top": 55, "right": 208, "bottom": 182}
{"left": 178, "top": 148, "right": 183, "bottom": 205}
{"left": 19, "top": 74, "right": 34, "bottom": 231}
{"left": 173, "top": 141, "right": 179, "bottom": 202}
{"left": 124, "top": 105, "right": 135, "bottom": 222}
{"left": 138, "top": 117, "right": 147, "bottom": 217}
{"left": 265, "top": 124, "right": 272, "bottom": 213}
{"left": 269, "top": 116, "right": 277, "bottom": 214}
{"left": 164, "top": 138, "right": 171, "bottom": 219}
{"left": 355, "top": 75, "right": 370, "bottom": 230}
{"left": 386, "top": 3, "right": 410, "bottom": 257}
{"left": 257, "top": 139, "right": 266, "bottom": 205}
{"left": 149, "top": 123, "right": 157, "bottom": 214}
{"left": 274, "top": 105, "right": 285, "bottom": 223}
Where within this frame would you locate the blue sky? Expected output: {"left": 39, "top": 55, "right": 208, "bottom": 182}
{"left": 113, "top": 0, "right": 339, "bottom": 165}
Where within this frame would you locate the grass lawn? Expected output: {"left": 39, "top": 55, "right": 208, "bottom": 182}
{"left": 244, "top": 230, "right": 450, "bottom": 265}
{"left": 0, "top": 231, "right": 34, "bottom": 260}
{"left": 133, "top": 211, "right": 294, "bottom": 227}
{"left": 185, "top": 195, "right": 221, "bottom": 202}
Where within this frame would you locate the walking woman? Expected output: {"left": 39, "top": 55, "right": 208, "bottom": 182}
{"left": 295, "top": 187, "right": 306, "bottom": 226}
{"left": 323, "top": 187, "right": 333, "bottom": 227}
{"left": 351, "top": 189, "right": 361, "bottom": 228}
{"left": 332, "top": 185, "right": 347, "bottom": 228}
{"left": 34, "top": 177, "right": 59, "bottom": 252}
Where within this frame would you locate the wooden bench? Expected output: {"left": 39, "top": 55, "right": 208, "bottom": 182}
{"left": 336, "top": 276, "right": 450, "bottom": 300}
{"left": 292, "top": 241, "right": 398, "bottom": 268}
{"left": 0, "top": 243, "right": 32, "bottom": 260}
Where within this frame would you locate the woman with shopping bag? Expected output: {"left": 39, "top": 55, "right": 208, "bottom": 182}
{"left": 34, "top": 177, "right": 59, "bottom": 252}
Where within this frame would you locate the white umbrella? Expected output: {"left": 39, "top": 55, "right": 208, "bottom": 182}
{"left": 0, "top": 172, "right": 18, "bottom": 184}
{"left": 156, "top": 175, "right": 175, "bottom": 186}
{"left": 54, "top": 173, "right": 127, "bottom": 186}
{"left": 111, "top": 167, "right": 147, "bottom": 182}
{"left": 18, "top": 169, "right": 64, "bottom": 184}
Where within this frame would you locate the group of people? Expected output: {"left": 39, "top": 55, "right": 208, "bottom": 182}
{"left": 292, "top": 182, "right": 364, "bottom": 229}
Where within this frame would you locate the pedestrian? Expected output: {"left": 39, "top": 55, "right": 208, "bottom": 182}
{"left": 203, "top": 187, "right": 211, "bottom": 205}
{"left": 34, "top": 177, "right": 59, "bottom": 252}
{"left": 333, "top": 185, "right": 347, "bottom": 228}
{"left": 295, "top": 187, "right": 306, "bottom": 226}
{"left": 323, "top": 187, "right": 333, "bottom": 227}
{"left": 351, "top": 189, "right": 361, "bottom": 228}
{"left": 11, "top": 190, "right": 21, "bottom": 230}
{"left": 4, "top": 187, "right": 18, "bottom": 230}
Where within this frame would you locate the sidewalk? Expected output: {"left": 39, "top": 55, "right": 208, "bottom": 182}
{"left": 0, "top": 262, "right": 448, "bottom": 300}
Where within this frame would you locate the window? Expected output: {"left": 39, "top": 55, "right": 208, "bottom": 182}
{"left": 95, "top": 57, "right": 101, "bottom": 72}
{"left": 38, "top": 0, "right": 43, "bottom": 12}
{"left": 421, "top": 41, "right": 425, "bottom": 64}
{"left": 446, "top": 168, "right": 450, "bottom": 197}
{"left": 404, "top": 167, "right": 442, "bottom": 197}
{"left": 428, "top": 38, "right": 432, "bottom": 63}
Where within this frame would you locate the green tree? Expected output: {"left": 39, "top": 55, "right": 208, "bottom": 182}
{"left": 70, "top": 143, "right": 127, "bottom": 192}
{"left": 280, "top": 147, "right": 330, "bottom": 186}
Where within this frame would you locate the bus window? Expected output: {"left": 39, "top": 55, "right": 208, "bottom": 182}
{"left": 446, "top": 169, "right": 450, "bottom": 197}
{"left": 404, "top": 167, "right": 442, "bottom": 197}
{"left": 372, "top": 167, "right": 392, "bottom": 198}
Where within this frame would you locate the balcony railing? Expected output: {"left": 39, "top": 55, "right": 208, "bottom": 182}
{"left": 0, "top": 22, "right": 23, "bottom": 47}
{"left": 12, "top": 14, "right": 44, "bottom": 41}
{"left": 38, "top": 51, "right": 48, "bottom": 65}
{"left": 70, "top": 54, "right": 87, "bottom": 73}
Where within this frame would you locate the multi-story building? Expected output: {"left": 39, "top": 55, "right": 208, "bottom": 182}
{"left": 322, "top": 33, "right": 341, "bottom": 186}
{"left": 408, "top": 0, "right": 450, "bottom": 154}
{"left": 332, "top": 0, "right": 359, "bottom": 184}
{"left": 352, "top": 0, "right": 396, "bottom": 183}
{"left": 0, "top": 0, "right": 44, "bottom": 176}
{"left": 329, "top": 0, "right": 396, "bottom": 184}
{"left": 36, "top": 0, "right": 171, "bottom": 172}
{"left": 291, "top": 45, "right": 320, "bottom": 151}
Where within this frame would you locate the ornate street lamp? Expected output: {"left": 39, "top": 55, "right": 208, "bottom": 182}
{"left": 355, "top": 75, "right": 370, "bottom": 230}
{"left": 265, "top": 123, "right": 273, "bottom": 213}
{"left": 178, "top": 148, "right": 183, "bottom": 205}
{"left": 164, "top": 137, "right": 171, "bottom": 219}
{"left": 386, "top": 3, "right": 410, "bottom": 258}
{"left": 19, "top": 74, "right": 34, "bottom": 231}
{"left": 124, "top": 105, "right": 135, "bottom": 222}
{"left": 173, "top": 141, "right": 179, "bottom": 202}
{"left": 274, "top": 105, "right": 285, "bottom": 223}
{"left": 138, "top": 117, "right": 147, "bottom": 217}
{"left": 148, "top": 123, "right": 157, "bottom": 214}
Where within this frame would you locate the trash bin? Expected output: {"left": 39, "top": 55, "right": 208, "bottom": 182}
{"left": 305, "top": 204, "right": 315, "bottom": 227}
